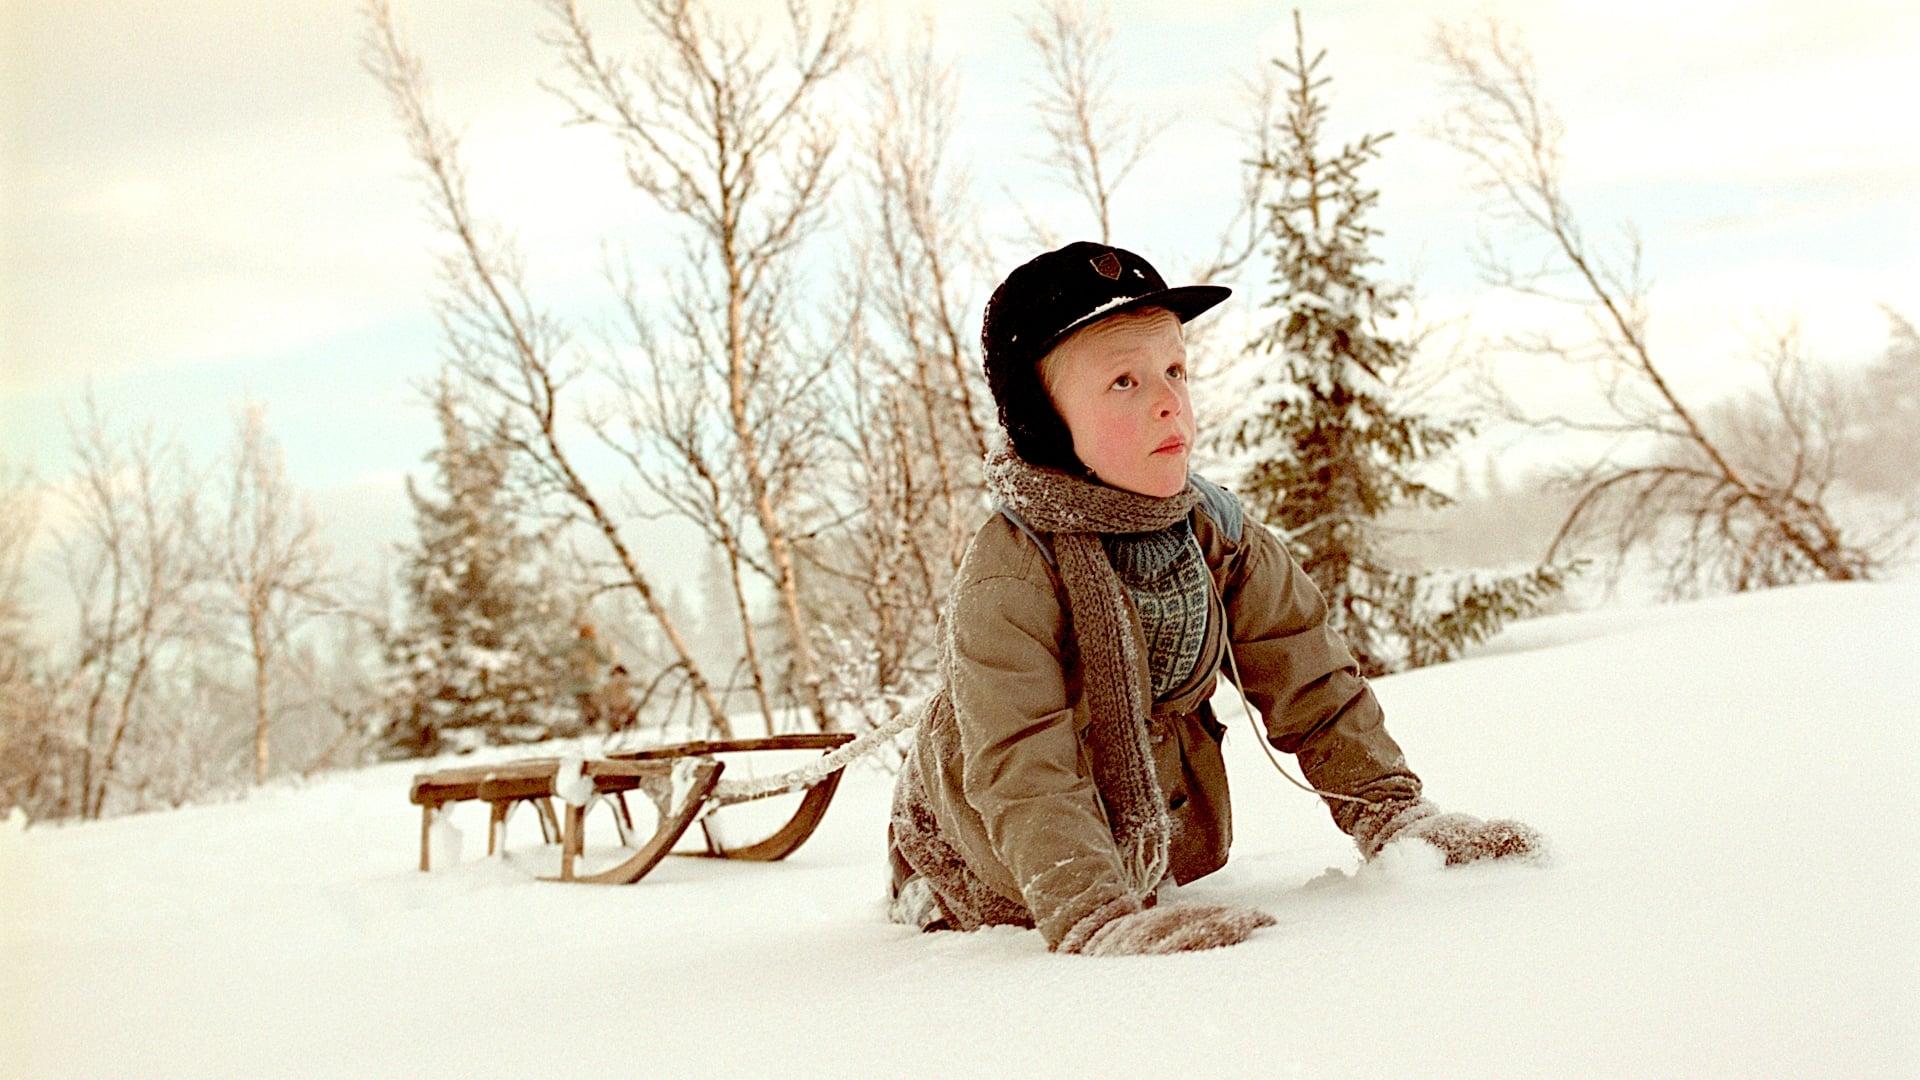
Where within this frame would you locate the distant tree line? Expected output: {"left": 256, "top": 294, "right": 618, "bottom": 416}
{"left": 1, "top": 400, "right": 341, "bottom": 820}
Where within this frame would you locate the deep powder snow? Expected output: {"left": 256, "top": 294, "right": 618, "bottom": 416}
{"left": 6, "top": 580, "right": 1917, "bottom": 1078}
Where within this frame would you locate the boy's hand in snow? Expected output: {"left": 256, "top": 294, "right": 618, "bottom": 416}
{"left": 1397, "top": 811, "right": 1544, "bottom": 864}
{"left": 1353, "top": 798, "right": 1546, "bottom": 865}
{"left": 1059, "top": 896, "right": 1276, "bottom": 956}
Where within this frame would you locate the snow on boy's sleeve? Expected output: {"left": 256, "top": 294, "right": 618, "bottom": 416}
{"left": 1221, "top": 516, "right": 1422, "bottom": 833}
{"left": 948, "top": 573, "right": 1133, "bottom": 949}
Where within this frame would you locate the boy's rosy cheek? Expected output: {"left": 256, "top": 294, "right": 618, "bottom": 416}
{"left": 1097, "top": 416, "right": 1133, "bottom": 447}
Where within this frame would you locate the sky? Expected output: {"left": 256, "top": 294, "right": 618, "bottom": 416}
{"left": 4, "top": 0, "right": 1916, "bottom": 605}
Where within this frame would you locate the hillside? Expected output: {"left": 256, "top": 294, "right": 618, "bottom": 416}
{"left": 6, "top": 580, "right": 1917, "bottom": 1078}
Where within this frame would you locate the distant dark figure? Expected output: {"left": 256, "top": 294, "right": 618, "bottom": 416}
{"left": 601, "top": 664, "right": 638, "bottom": 733}
{"left": 559, "top": 622, "right": 613, "bottom": 732}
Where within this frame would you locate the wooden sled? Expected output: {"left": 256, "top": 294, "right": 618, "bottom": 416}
{"left": 410, "top": 755, "right": 724, "bottom": 884}
{"left": 608, "top": 732, "right": 855, "bottom": 862}
{"left": 408, "top": 731, "right": 854, "bottom": 884}
{"left": 548, "top": 758, "right": 725, "bottom": 884}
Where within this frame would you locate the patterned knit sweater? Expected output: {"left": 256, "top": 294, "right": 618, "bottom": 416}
{"left": 1102, "top": 519, "right": 1210, "bottom": 702}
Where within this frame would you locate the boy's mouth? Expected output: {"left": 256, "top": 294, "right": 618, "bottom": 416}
{"left": 1152, "top": 436, "right": 1186, "bottom": 455}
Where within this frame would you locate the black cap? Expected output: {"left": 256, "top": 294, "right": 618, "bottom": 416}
{"left": 982, "top": 241, "right": 1230, "bottom": 472}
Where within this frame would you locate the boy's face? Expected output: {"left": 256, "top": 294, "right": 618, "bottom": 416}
{"left": 1039, "top": 306, "right": 1194, "bottom": 498}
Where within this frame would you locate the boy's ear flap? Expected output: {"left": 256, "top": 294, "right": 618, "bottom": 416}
{"left": 1189, "top": 475, "right": 1244, "bottom": 545}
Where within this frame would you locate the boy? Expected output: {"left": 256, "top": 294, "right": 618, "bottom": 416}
{"left": 887, "top": 242, "right": 1543, "bottom": 957}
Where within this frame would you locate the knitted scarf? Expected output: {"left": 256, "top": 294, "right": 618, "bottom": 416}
{"left": 981, "top": 438, "right": 1203, "bottom": 898}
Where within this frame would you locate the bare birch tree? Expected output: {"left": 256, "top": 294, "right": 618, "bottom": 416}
{"left": 212, "top": 402, "right": 329, "bottom": 784}
{"left": 536, "top": 0, "right": 856, "bottom": 734}
{"left": 360, "top": 0, "right": 736, "bottom": 739}
{"left": 1019, "top": 0, "right": 1261, "bottom": 378}
{"left": 859, "top": 22, "right": 994, "bottom": 491}
{"left": 1020, "top": 0, "right": 1165, "bottom": 246}
{"left": 840, "top": 26, "right": 989, "bottom": 596}
{"left": 294, "top": 587, "right": 391, "bottom": 778}
{"left": 57, "top": 399, "right": 207, "bottom": 818}
{"left": 1432, "top": 19, "right": 1881, "bottom": 596}
{"left": 734, "top": 19, "right": 1011, "bottom": 758}
{"left": 0, "top": 462, "right": 63, "bottom": 817}
{"left": 0, "top": 461, "right": 34, "bottom": 659}
{"left": 588, "top": 260, "right": 814, "bottom": 738}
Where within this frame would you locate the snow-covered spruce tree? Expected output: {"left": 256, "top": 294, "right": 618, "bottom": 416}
{"left": 1220, "top": 13, "right": 1568, "bottom": 676}
{"left": 379, "top": 385, "right": 572, "bottom": 758}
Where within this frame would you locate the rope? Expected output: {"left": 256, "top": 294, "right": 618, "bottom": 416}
{"left": 679, "top": 529, "right": 1382, "bottom": 810}
{"left": 1195, "top": 533, "right": 1381, "bottom": 808}
{"left": 705, "top": 703, "right": 921, "bottom": 802}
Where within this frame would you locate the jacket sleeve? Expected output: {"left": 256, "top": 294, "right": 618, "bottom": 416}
{"left": 1220, "top": 516, "right": 1422, "bottom": 833}
{"left": 948, "top": 572, "right": 1134, "bottom": 949}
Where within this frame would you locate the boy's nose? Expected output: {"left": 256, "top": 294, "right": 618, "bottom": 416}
{"left": 1153, "top": 380, "right": 1183, "bottom": 418}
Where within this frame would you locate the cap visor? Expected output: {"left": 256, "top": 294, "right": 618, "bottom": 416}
{"left": 1040, "top": 284, "right": 1232, "bottom": 357}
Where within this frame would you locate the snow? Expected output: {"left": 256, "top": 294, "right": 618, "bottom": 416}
{"left": 667, "top": 755, "right": 700, "bottom": 813}
{"left": 551, "top": 752, "right": 592, "bottom": 807}
{"left": 426, "top": 806, "right": 464, "bottom": 865}
{"left": 7, "top": 580, "right": 1919, "bottom": 1077}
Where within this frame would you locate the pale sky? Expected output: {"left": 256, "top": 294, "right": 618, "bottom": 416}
{"left": 4, "top": 0, "right": 1916, "bottom": 599}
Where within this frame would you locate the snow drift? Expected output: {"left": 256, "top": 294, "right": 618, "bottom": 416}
{"left": 6, "top": 580, "right": 1917, "bottom": 1078}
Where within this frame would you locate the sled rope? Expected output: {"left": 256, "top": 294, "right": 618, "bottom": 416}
{"left": 706, "top": 704, "right": 921, "bottom": 802}
{"left": 1196, "top": 533, "right": 1382, "bottom": 808}
{"left": 684, "top": 533, "right": 1384, "bottom": 809}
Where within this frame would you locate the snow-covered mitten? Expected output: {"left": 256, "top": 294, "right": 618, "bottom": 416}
{"left": 1058, "top": 895, "right": 1276, "bottom": 956}
{"left": 1351, "top": 798, "right": 1545, "bottom": 865}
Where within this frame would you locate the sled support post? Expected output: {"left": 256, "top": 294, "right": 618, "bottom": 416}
{"left": 560, "top": 803, "right": 586, "bottom": 881}
{"left": 486, "top": 801, "right": 508, "bottom": 857}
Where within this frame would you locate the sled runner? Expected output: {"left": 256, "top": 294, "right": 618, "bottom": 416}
{"left": 607, "top": 732, "right": 855, "bottom": 861}
{"left": 407, "top": 732, "right": 855, "bottom": 884}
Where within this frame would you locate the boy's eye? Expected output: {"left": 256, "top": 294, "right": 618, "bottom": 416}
{"left": 1111, "top": 366, "right": 1185, "bottom": 390}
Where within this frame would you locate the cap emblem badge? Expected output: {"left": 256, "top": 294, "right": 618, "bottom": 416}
{"left": 1090, "top": 251, "right": 1122, "bottom": 280}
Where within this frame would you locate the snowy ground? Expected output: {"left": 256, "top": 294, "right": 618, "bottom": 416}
{"left": 7, "top": 580, "right": 1918, "bottom": 1078}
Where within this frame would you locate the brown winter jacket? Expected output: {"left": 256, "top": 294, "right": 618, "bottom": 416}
{"left": 891, "top": 487, "right": 1422, "bottom": 948}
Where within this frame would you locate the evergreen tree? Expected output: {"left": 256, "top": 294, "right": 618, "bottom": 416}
{"left": 379, "top": 384, "right": 572, "bottom": 757}
{"left": 1221, "top": 12, "right": 1569, "bottom": 675}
